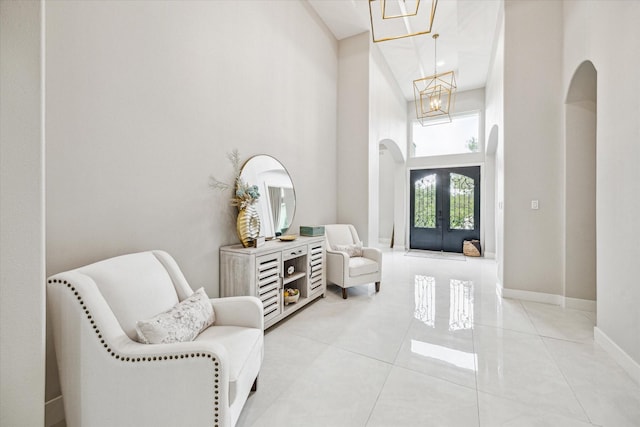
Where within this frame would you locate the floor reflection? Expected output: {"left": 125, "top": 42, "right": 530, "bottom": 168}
{"left": 414, "top": 276, "right": 475, "bottom": 331}
{"left": 449, "top": 279, "right": 474, "bottom": 331}
{"left": 411, "top": 339, "right": 477, "bottom": 371}
{"left": 414, "top": 275, "right": 435, "bottom": 327}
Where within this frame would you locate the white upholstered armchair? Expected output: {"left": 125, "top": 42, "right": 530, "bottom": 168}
{"left": 325, "top": 224, "right": 382, "bottom": 299}
{"left": 47, "top": 250, "right": 263, "bottom": 427}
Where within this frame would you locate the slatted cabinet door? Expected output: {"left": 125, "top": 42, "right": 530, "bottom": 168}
{"left": 308, "top": 241, "right": 325, "bottom": 296}
{"left": 256, "top": 252, "right": 281, "bottom": 325}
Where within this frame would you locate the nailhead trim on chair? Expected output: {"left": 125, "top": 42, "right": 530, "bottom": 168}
{"left": 49, "top": 278, "right": 221, "bottom": 427}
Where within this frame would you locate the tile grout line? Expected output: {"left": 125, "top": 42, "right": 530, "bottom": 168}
{"left": 520, "top": 300, "right": 596, "bottom": 425}
{"left": 519, "top": 299, "right": 544, "bottom": 340}
{"left": 472, "top": 321, "right": 482, "bottom": 427}
{"left": 245, "top": 331, "right": 332, "bottom": 427}
{"left": 324, "top": 338, "right": 396, "bottom": 427}
{"left": 362, "top": 361, "right": 393, "bottom": 427}
{"left": 308, "top": 299, "right": 399, "bottom": 426}
{"left": 363, "top": 291, "right": 416, "bottom": 427}
{"left": 539, "top": 335, "right": 596, "bottom": 425}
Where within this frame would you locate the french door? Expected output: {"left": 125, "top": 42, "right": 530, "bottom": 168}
{"left": 410, "top": 166, "right": 480, "bottom": 252}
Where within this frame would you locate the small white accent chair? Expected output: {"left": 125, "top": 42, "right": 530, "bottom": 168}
{"left": 47, "top": 250, "right": 263, "bottom": 427}
{"left": 324, "top": 224, "right": 382, "bottom": 299}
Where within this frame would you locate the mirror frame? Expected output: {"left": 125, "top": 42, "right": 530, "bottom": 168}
{"left": 239, "top": 155, "right": 296, "bottom": 238}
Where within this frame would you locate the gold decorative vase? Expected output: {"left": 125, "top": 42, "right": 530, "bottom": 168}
{"left": 237, "top": 204, "right": 261, "bottom": 248}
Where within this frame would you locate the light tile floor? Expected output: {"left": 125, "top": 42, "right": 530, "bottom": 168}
{"left": 236, "top": 249, "right": 640, "bottom": 427}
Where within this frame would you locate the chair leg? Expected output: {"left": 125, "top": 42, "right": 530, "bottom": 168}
{"left": 342, "top": 288, "right": 348, "bottom": 299}
{"left": 251, "top": 376, "right": 258, "bottom": 392}
{"left": 375, "top": 281, "right": 380, "bottom": 292}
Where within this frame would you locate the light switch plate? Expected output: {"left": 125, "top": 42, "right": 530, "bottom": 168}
{"left": 531, "top": 200, "right": 539, "bottom": 210}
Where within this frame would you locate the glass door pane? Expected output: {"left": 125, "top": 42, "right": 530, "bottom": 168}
{"left": 449, "top": 173, "right": 475, "bottom": 230}
{"left": 414, "top": 174, "right": 437, "bottom": 229}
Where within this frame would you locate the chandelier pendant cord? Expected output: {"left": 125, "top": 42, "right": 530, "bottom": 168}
{"left": 433, "top": 33, "right": 438, "bottom": 76}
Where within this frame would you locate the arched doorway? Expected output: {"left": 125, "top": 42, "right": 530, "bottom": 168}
{"left": 378, "top": 139, "right": 404, "bottom": 247}
{"left": 485, "top": 125, "right": 499, "bottom": 260}
{"left": 565, "top": 60, "right": 597, "bottom": 307}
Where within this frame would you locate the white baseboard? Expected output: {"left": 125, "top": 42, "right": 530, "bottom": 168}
{"left": 45, "top": 395, "right": 64, "bottom": 427}
{"left": 498, "top": 286, "right": 596, "bottom": 312}
{"left": 500, "top": 287, "right": 564, "bottom": 305}
{"left": 564, "top": 296, "right": 596, "bottom": 312}
{"left": 594, "top": 327, "right": 640, "bottom": 386}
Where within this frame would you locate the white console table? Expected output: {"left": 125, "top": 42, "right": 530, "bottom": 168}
{"left": 220, "top": 236, "right": 326, "bottom": 329}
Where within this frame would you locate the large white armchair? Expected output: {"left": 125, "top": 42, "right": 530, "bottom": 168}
{"left": 325, "top": 224, "right": 382, "bottom": 299}
{"left": 47, "top": 250, "right": 263, "bottom": 427}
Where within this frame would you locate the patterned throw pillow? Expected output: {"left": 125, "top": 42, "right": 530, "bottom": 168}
{"left": 135, "top": 287, "right": 215, "bottom": 344}
{"left": 333, "top": 242, "right": 363, "bottom": 257}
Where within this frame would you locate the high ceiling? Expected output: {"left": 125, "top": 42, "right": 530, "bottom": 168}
{"left": 308, "top": 0, "right": 502, "bottom": 101}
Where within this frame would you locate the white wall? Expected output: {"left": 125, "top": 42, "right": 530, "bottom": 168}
{"left": 485, "top": 6, "right": 504, "bottom": 284}
{"left": 502, "top": 0, "right": 564, "bottom": 295}
{"left": 337, "top": 32, "right": 370, "bottom": 242}
{"left": 0, "top": 1, "right": 46, "bottom": 425}
{"left": 563, "top": 0, "right": 640, "bottom": 372}
{"left": 45, "top": 0, "right": 337, "bottom": 293}
{"left": 45, "top": 0, "right": 338, "bottom": 410}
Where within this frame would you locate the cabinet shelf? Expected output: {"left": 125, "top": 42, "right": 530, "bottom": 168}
{"left": 283, "top": 271, "right": 306, "bottom": 285}
{"left": 283, "top": 296, "right": 309, "bottom": 315}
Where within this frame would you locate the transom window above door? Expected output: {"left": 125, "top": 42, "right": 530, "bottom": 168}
{"left": 411, "top": 111, "right": 480, "bottom": 158}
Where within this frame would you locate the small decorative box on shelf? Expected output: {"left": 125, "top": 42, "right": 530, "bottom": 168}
{"left": 300, "top": 225, "right": 325, "bottom": 237}
{"left": 251, "top": 236, "right": 266, "bottom": 248}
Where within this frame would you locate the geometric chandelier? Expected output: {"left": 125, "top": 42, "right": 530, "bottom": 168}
{"left": 368, "top": 0, "right": 438, "bottom": 43}
{"left": 413, "top": 33, "right": 457, "bottom": 126}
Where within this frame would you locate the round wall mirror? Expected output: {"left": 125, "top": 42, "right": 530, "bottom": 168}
{"left": 240, "top": 155, "right": 296, "bottom": 238}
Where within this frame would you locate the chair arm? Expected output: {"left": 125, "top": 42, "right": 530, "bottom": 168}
{"left": 362, "top": 247, "right": 382, "bottom": 265}
{"left": 48, "top": 273, "right": 236, "bottom": 427}
{"left": 326, "top": 250, "right": 349, "bottom": 285}
{"left": 211, "top": 296, "right": 264, "bottom": 330}
{"left": 104, "top": 339, "right": 234, "bottom": 427}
